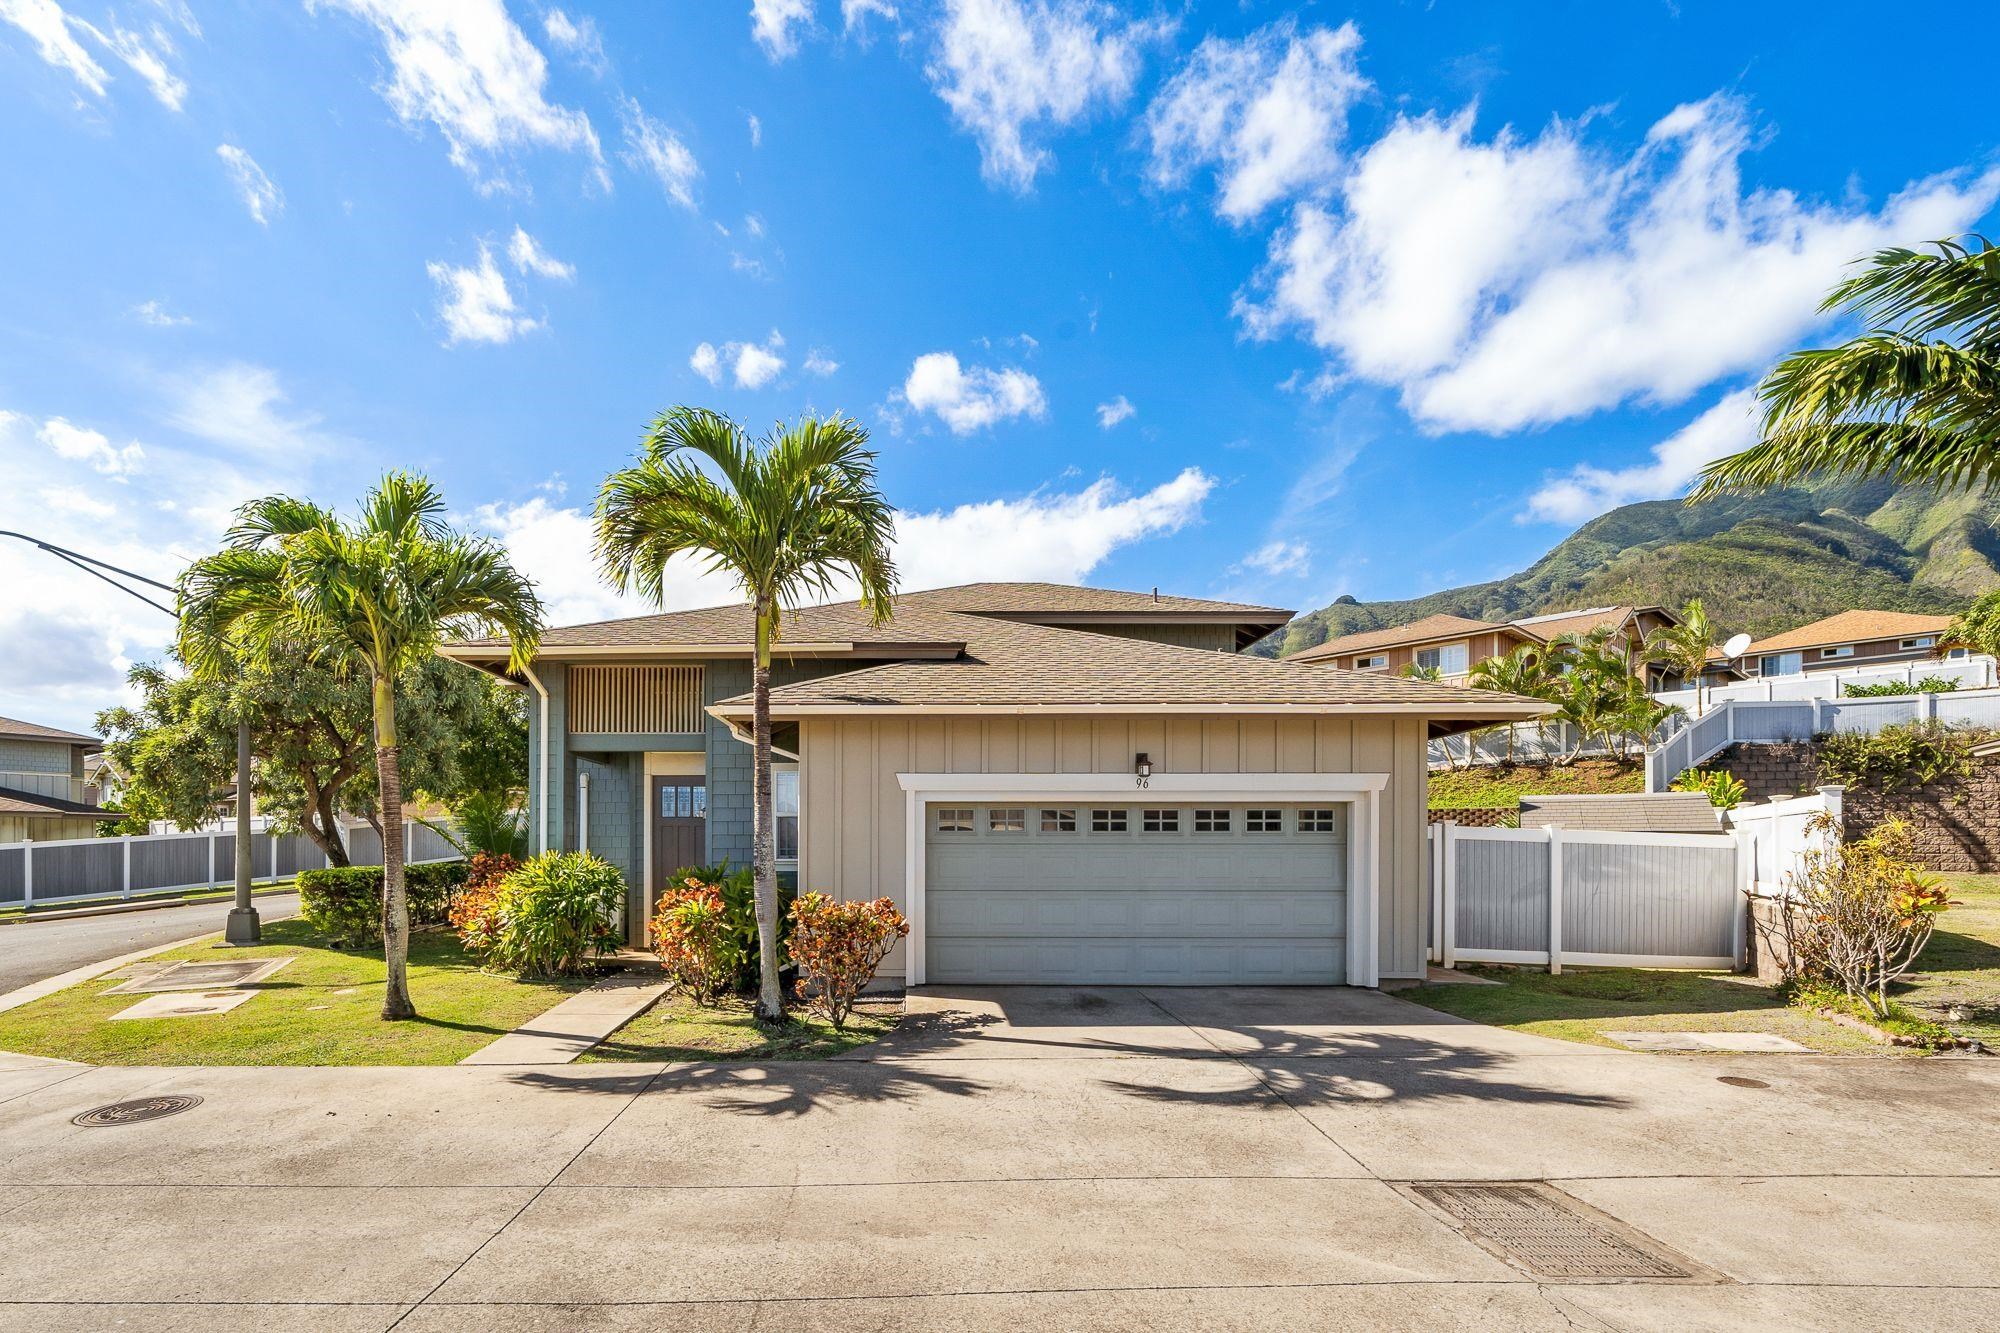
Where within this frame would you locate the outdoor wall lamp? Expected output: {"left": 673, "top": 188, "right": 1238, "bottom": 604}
{"left": 1134, "top": 752, "right": 1152, "bottom": 788}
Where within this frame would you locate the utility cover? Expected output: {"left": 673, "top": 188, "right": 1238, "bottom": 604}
{"left": 1404, "top": 1182, "right": 1709, "bottom": 1281}
{"left": 103, "top": 957, "right": 293, "bottom": 995}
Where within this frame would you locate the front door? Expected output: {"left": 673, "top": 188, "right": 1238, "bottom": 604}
{"left": 650, "top": 776, "right": 708, "bottom": 914}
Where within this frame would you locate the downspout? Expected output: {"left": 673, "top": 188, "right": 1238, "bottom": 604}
{"left": 577, "top": 770, "right": 590, "bottom": 854}
{"left": 522, "top": 662, "right": 551, "bottom": 856}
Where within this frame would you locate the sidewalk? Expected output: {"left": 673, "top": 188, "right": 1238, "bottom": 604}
{"left": 460, "top": 956, "right": 668, "bottom": 1065}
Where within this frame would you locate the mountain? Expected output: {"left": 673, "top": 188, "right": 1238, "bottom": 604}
{"left": 1262, "top": 479, "right": 2000, "bottom": 658}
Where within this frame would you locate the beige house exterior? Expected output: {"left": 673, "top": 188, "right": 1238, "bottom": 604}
{"left": 1740, "top": 610, "right": 1962, "bottom": 679}
{"left": 1289, "top": 605, "right": 1684, "bottom": 687}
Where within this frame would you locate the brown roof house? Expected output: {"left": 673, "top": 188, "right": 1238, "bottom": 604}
{"left": 1739, "top": 610, "right": 1962, "bottom": 679}
{"left": 442, "top": 582, "right": 1548, "bottom": 988}
{"left": 0, "top": 715, "right": 106, "bottom": 843}
{"left": 1289, "top": 605, "right": 1684, "bottom": 685}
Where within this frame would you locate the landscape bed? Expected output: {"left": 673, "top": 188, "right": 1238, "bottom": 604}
{"left": 581, "top": 993, "right": 900, "bottom": 1063}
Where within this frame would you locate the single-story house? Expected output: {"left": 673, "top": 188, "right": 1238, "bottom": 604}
{"left": 441, "top": 583, "right": 1548, "bottom": 989}
{"left": 1288, "top": 604, "right": 1684, "bottom": 686}
{"left": 0, "top": 715, "right": 106, "bottom": 843}
{"left": 1737, "top": 610, "right": 1963, "bottom": 679}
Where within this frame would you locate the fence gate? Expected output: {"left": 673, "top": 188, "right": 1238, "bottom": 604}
{"left": 1431, "top": 823, "right": 1744, "bottom": 972}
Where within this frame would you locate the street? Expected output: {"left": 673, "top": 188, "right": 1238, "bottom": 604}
{"left": 0, "top": 894, "right": 300, "bottom": 996}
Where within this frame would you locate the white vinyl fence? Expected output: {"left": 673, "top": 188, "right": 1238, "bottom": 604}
{"left": 0, "top": 820, "right": 461, "bottom": 912}
{"left": 1430, "top": 822, "right": 1744, "bottom": 972}
{"left": 1726, "top": 788, "right": 1842, "bottom": 899}
{"left": 1428, "top": 720, "right": 1636, "bottom": 770}
{"left": 1654, "top": 654, "right": 1997, "bottom": 711}
{"left": 1646, "top": 685, "right": 2000, "bottom": 791}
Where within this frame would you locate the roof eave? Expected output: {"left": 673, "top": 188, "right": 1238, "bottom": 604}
{"left": 707, "top": 699, "right": 1554, "bottom": 722}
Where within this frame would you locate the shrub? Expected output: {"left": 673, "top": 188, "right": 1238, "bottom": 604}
{"left": 465, "top": 851, "right": 625, "bottom": 977}
{"left": 1790, "top": 982, "right": 1958, "bottom": 1049}
{"left": 786, "top": 893, "right": 908, "bottom": 1029}
{"left": 298, "top": 860, "right": 468, "bottom": 947}
{"left": 1670, "top": 767, "right": 1746, "bottom": 809}
{"left": 1842, "top": 677, "right": 1961, "bottom": 698}
{"left": 1759, "top": 815, "right": 1956, "bottom": 1018}
{"left": 650, "top": 877, "right": 744, "bottom": 1003}
{"left": 1814, "top": 721, "right": 1990, "bottom": 792}
{"left": 447, "top": 852, "right": 518, "bottom": 949}
{"left": 669, "top": 861, "right": 795, "bottom": 993}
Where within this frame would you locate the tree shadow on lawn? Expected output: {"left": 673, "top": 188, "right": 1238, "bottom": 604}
{"left": 1404, "top": 966, "right": 1791, "bottom": 1031}
{"left": 1912, "top": 924, "right": 2000, "bottom": 974}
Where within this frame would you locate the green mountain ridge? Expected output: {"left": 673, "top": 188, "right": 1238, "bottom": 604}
{"left": 1263, "top": 479, "right": 2000, "bottom": 659}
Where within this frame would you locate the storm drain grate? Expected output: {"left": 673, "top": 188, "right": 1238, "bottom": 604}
{"left": 72, "top": 1095, "right": 203, "bottom": 1128}
{"left": 1407, "top": 1183, "right": 1694, "bottom": 1280}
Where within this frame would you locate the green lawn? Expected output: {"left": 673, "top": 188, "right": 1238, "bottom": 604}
{"left": 0, "top": 919, "right": 592, "bottom": 1066}
{"left": 581, "top": 993, "right": 899, "bottom": 1063}
{"left": 1402, "top": 872, "right": 2000, "bottom": 1054}
{"left": 1428, "top": 758, "right": 1645, "bottom": 811}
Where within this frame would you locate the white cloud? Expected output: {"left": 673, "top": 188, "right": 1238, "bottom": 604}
{"left": 506, "top": 225, "right": 574, "bottom": 280}
{"left": 894, "top": 467, "right": 1215, "bottom": 587}
{"left": 1144, "top": 20, "right": 1366, "bottom": 224}
{"left": 474, "top": 491, "right": 743, "bottom": 626}
{"left": 1094, "top": 394, "right": 1135, "bottom": 429}
{"left": 1525, "top": 389, "right": 1759, "bottom": 524}
{"left": 1238, "top": 94, "right": 2000, "bottom": 434}
{"left": 427, "top": 243, "right": 540, "bottom": 345}
{"left": 131, "top": 299, "right": 190, "bottom": 327}
{"left": 744, "top": 213, "right": 765, "bottom": 238}
{"left": 751, "top": 0, "right": 812, "bottom": 60}
{"left": 927, "top": 0, "right": 1167, "bottom": 192}
{"left": 621, "top": 96, "right": 699, "bottom": 208}
{"left": 0, "top": 0, "right": 110, "bottom": 96}
{"left": 1235, "top": 538, "right": 1311, "bottom": 579}
{"left": 689, "top": 342, "right": 722, "bottom": 385}
{"left": 215, "top": 143, "right": 281, "bottom": 224}
{"left": 902, "top": 351, "right": 1047, "bottom": 433}
{"left": 39, "top": 484, "right": 115, "bottom": 519}
{"left": 13, "top": 413, "right": 145, "bottom": 477}
{"left": 163, "top": 363, "right": 331, "bottom": 459}
{"left": 541, "top": 7, "right": 605, "bottom": 74}
{"left": 310, "top": 0, "right": 607, "bottom": 190}
{"left": 804, "top": 347, "right": 839, "bottom": 376}
{"left": 843, "top": 0, "right": 896, "bottom": 33}
{"left": 746, "top": 112, "right": 762, "bottom": 148}
{"left": 99, "top": 20, "right": 185, "bottom": 109}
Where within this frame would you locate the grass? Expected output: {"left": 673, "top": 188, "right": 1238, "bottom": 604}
{"left": 1428, "top": 757, "right": 1645, "bottom": 811}
{"left": 580, "top": 992, "right": 899, "bottom": 1063}
{"left": 1403, "top": 872, "right": 2000, "bottom": 1054}
{"left": 0, "top": 918, "right": 593, "bottom": 1066}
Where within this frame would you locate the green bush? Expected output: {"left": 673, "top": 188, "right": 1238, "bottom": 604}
{"left": 1815, "top": 721, "right": 1993, "bottom": 792}
{"left": 298, "top": 860, "right": 469, "bottom": 947}
{"left": 1842, "top": 677, "right": 1961, "bottom": 698}
{"left": 1669, "top": 767, "right": 1747, "bottom": 809}
{"left": 669, "top": 860, "right": 795, "bottom": 993}
{"left": 470, "top": 851, "right": 625, "bottom": 977}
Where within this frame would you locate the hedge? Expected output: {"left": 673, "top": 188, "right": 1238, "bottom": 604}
{"left": 298, "top": 860, "right": 469, "bottom": 947}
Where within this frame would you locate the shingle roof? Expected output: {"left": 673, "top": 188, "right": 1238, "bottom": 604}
{"left": 898, "top": 582, "right": 1290, "bottom": 620}
{"left": 1289, "top": 614, "right": 1509, "bottom": 662}
{"left": 448, "top": 598, "right": 975, "bottom": 656}
{"left": 0, "top": 716, "right": 101, "bottom": 747}
{"left": 0, "top": 786, "right": 101, "bottom": 818}
{"left": 1509, "top": 606, "right": 1639, "bottom": 641}
{"left": 1746, "top": 611, "right": 1955, "bottom": 655}
{"left": 715, "top": 607, "right": 1549, "bottom": 720}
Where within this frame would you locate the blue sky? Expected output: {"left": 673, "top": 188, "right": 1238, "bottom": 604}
{"left": 3, "top": 1, "right": 1997, "bottom": 731}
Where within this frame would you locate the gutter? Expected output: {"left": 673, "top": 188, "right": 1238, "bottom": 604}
{"left": 706, "top": 700, "right": 1557, "bottom": 722}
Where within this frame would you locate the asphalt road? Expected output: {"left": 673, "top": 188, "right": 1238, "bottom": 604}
{"left": 0, "top": 893, "right": 300, "bottom": 995}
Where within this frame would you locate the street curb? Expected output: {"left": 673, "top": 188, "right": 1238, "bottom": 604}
{"left": 0, "top": 884, "right": 295, "bottom": 926}
{"left": 0, "top": 903, "right": 301, "bottom": 1019}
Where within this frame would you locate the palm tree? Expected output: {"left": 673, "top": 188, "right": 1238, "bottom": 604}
{"left": 1642, "top": 598, "right": 1717, "bottom": 707}
{"left": 1695, "top": 236, "right": 2000, "bottom": 498}
{"left": 595, "top": 409, "right": 897, "bottom": 1021}
{"left": 178, "top": 474, "right": 542, "bottom": 1020}
{"left": 1468, "top": 643, "right": 1556, "bottom": 761}
{"left": 1947, "top": 587, "right": 2000, "bottom": 660}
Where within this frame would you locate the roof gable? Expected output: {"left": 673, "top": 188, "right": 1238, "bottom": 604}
{"left": 1290, "top": 614, "right": 1510, "bottom": 662}
{"left": 1747, "top": 610, "right": 1955, "bottom": 655}
{"left": 0, "top": 715, "right": 101, "bottom": 747}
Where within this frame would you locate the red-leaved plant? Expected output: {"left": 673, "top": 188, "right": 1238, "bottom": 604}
{"left": 448, "top": 851, "right": 519, "bottom": 949}
{"left": 786, "top": 893, "right": 908, "bottom": 1029}
{"left": 651, "top": 877, "right": 744, "bottom": 1004}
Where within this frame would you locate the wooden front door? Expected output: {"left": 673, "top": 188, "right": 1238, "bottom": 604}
{"left": 650, "top": 775, "right": 708, "bottom": 911}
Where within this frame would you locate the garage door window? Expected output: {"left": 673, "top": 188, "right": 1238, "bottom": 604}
{"left": 936, "top": 808, "right": 974, "bottom": 833}
{"left": 1246, "top": 809, "right": 1282, "bottom": 833}
{"left": 1142, "top": 808, "right": 1180, "bottom": 833}
{"left": 1299, "top": 808, "right": 1338, "bottom": 833}
{"left": 1039, "top": 808, "right": 1077, "bottom": 833}
{"left": 1091, "top": 808, "right": 1128, "bottom": 833}
{"left": 988, "top": 808, "right": 1026, "bottom": 833}
{"left": 1193, "top": 808, "right": 1231, "bottom": 833}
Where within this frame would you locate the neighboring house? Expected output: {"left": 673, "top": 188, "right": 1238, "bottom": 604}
{"left": 440, "top": 582, "right": 1546, "bottom": 988}
{"left": 1289, "top": 605, "right": 1684, "bottom": 686}
{"left": 1738, "top": 610, "right": 1962, "bottom": 679}
{"left": 0, "top": 715, "right": 105, "bottom": 843}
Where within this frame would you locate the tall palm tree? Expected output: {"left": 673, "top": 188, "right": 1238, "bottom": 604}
{"left": 1642, "top": 598, "right": 1717, "bottom": 707}
{"left": 178, "top": 474, "right": 542, "bottom": 1020}
{"left": 1695, "top": 236, "right": 2000, "bottom": 498}
{"left": 595, "top": 409, "right": 897, "bottom": 1021}
{"left": 1468, "top": 643, "right": 1556, "bottom": 761}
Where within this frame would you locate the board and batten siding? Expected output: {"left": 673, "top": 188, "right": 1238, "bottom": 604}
{"left": 796, "top": 713, "right": 1431, "bottom": 982}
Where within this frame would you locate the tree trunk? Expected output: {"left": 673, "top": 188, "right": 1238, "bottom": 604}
{"left": 751, "top": 596, "right": 784, "bottom": 1021}
{"left": 372, "top": 672, "right": 416, "bottom": 1021}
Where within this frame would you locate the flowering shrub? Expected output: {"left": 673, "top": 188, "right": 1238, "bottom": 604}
{"left": 650, "top": 877, "right": 744, "bottom": 1003}
{"left": 669, "top": 861, "right": 795, "bottom": 993}
{"left": 448, "top": 852, "right": 519, "bottom": 951}
{"left": 460, "top": 851, "right": 624, "bottom": 977}
{"left": 786, "top": 893, "right": 908, "bottom": 1029}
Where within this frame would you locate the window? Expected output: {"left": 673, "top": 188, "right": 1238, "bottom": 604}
{"left": 1760, "top": 652, "right": 1803, "bottom": 677}
{"left": 1142, "top": 808, "right": 1180, "bottom": 833}
{"left": 1040, "top": 808, "right": 1077, "bottom": 833}
{"left": 936, "top": 808, "right": 974, "bottom": 833}
{"left": 1355, "top": 654, "right": 1387, "bottom": 670}
{"left": 1947, "top": 646, "right": 1969, "bottom": 660}
{"left": 988, "top": 807, "right": 1026, "bottom": 833}
{"left": 1246, "top": 809, "right": 1282, "bottom": 833}
{"left": 1194, "top": 808, "right": 1231, "bottom": 833}
{"left": 1821, "top": 645, "right": 1855, "bottom": 660}
{"left": 1091, "top": 808, "right": 1128, "bottom": 833}
{"left": 659, "top": 784, "right": 705, "bottom": 819}
{"left": 775, "top": 767, "right": 800, "bottom": 861}
{"left": 1415, "top": 642, "right": 1470, "bottom": 675}
{"left": 1901, "top": 636, "right": 1938, "bottom": 651}
{"left": 1299, "top": 808, "right": 1338, "bottom": 833}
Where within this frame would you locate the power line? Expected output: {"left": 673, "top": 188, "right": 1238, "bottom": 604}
{"left": 0, "top": 529, "right": 177, "bottom": 618}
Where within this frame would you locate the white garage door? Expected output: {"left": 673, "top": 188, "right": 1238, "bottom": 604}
{"left": 924, "top": 802, "right": 1347, "bottom": 985}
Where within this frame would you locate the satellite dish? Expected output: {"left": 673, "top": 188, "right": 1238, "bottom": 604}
{"left": 1722, "top": 632, "right": 1752, "bottom": 659}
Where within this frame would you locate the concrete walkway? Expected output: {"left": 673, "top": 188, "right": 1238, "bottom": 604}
{"left": 0, "top": 985, "right": 1994, "bottom": 1330}
{"left": 459, "top": 963, "right": 670, "bottom": 1066}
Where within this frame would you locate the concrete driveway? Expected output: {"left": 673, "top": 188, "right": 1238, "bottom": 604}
{"left": 1, "top": 985, "right": 1995, "bottom": 1330}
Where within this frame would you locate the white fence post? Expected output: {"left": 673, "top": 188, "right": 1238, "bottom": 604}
{"left": 1440, "top": 821, "right": 1458, "bottom": 970}
{"left": 1545, "top": 825, "right": 1564, "bottom": 976}
{"left": 22, "top": 838, "right": 32, "bottom": 909}
{"left": 1731, "top": 827, "right": 1752, "bottom": 969}
{"left": 122, "top": 836, "right": 132, "bottom": 900}
{"left": 270, "top": 833, "right": 279, "bottom": 883}
{"left": 207, "top": 831, "right": 218, "bottom": 891}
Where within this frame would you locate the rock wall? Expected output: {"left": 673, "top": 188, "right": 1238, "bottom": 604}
{"left": 1426, "top": 807, "right": 1515, "bottom": 828}
{"left": 1843, "top": 761, "right": 2000, "bottom": 874}
{"left": 1713, "top": 742, "right": 1820, "bottom": 804}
